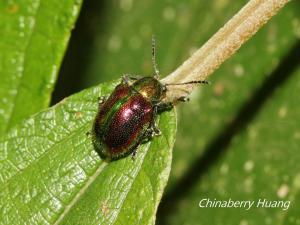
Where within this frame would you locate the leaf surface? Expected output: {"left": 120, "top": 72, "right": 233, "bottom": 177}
{"left": 0, "top": 80, "right": 176, "bottom": 225}
{"left": 23, "top": 0, "right": 300, "bottom": 224}
{"left": 0, "top": 0, "right": 82, "bottom": 134}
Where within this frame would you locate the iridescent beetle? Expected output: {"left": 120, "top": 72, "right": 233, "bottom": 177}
{"left": 91, "top": 37, "right": 208, "bottom": 161}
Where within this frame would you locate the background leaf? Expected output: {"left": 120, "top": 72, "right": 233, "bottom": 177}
{"left": 0, "top": 0, "right": 83, "bottom": 135}
{"left": 0, "top": 80, "right": 176, "bottom": 224}
{"left": 52, "top": 0, "right": 300, "bottom": 224}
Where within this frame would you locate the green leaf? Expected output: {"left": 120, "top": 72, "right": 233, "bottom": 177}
{"left": 0, "top": 0, "right": 83, "bottom": 135}
{"left": 0, "top": 80, "right": 176, "bottom": 224}
{"left": 59, "top": 7, "right": 300, "bottom": 225}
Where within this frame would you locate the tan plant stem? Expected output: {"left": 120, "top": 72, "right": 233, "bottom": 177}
{"left": 161, "top": 0, "right": 290, "bottom": 102}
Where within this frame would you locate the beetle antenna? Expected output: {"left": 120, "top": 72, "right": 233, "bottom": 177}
{"left": 166, "top": 80, "right": 210, "bottom": 86}
{"left": 152, "top": 35, "right": 160, "bottom": 79}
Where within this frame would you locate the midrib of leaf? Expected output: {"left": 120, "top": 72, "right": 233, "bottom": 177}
{"left": 54, "top": 141, "right": 149, "bottom": 225}
{"left": 107, "top": 119, "right": 173, "bottom": 225}
{"left": 0, "top": 81, "right": 175, "bottom": 224}
{"left": 57, "top": 137, "right": 167, "bottom": 225}
{"left": 56, "top": 135, "right": 167, "bottom": 225}
{"left": 109, "top": 142, "right": 151, "bottom": 224}
{"left": 57, "top": 112, "right": 175, "bottom": 225}
{"left": 5, "top": 1, "right": 41, "bottom": 133}
{"left": 54, "top": 162, "right": 108, "bottom": 225}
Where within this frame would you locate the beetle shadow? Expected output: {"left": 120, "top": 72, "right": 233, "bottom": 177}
{"left": 51, "top": 1, "right": 110, "bottom": 105}
{"left": 157, "top": 40, "right": 300, "bottom": 225}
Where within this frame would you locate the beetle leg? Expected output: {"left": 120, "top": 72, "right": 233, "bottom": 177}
{"left": 151, "top": 123, "right": 161, "bottom": 136}
{"left": 177, "top": 96, "right": 190, "bottom": 102}
{"left": 155, "top": 102, "right": 174, "bottom": 114}
{"left": 131, "top": 149, "right": 137, "bottom": 161}
{"left": 98, "top": 96, "right": 108, "bottom": 109}
{"left": 149, "top": 102, "right": 174, "bottom": 137}
{"left": 122, "top": 75, "right": 130, "bottom": 84}
{"left": 98, "top": 96, "right": 107, "bottom": 103}
{"left": 155, "top": 96, "right": 189, "bottom": 113}
{"left": 149, "top": 106, "right": 162, "bottom": 136}
{"left": 122, "top": 74, "right": 141, "bottom": 84}
{"left": 141, "top": 127, "right": 154, "bottom": 143}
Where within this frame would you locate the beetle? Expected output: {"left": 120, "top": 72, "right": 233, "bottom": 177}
{"left": 91, "top": 37, "right": 209, "bottom": 161}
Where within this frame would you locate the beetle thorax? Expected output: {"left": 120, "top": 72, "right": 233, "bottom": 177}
{"left": 139, "top": 86, "right": 156, "bottom": 99}
{"left": 132, "top": 77, "right": 164, "bottom": 102}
